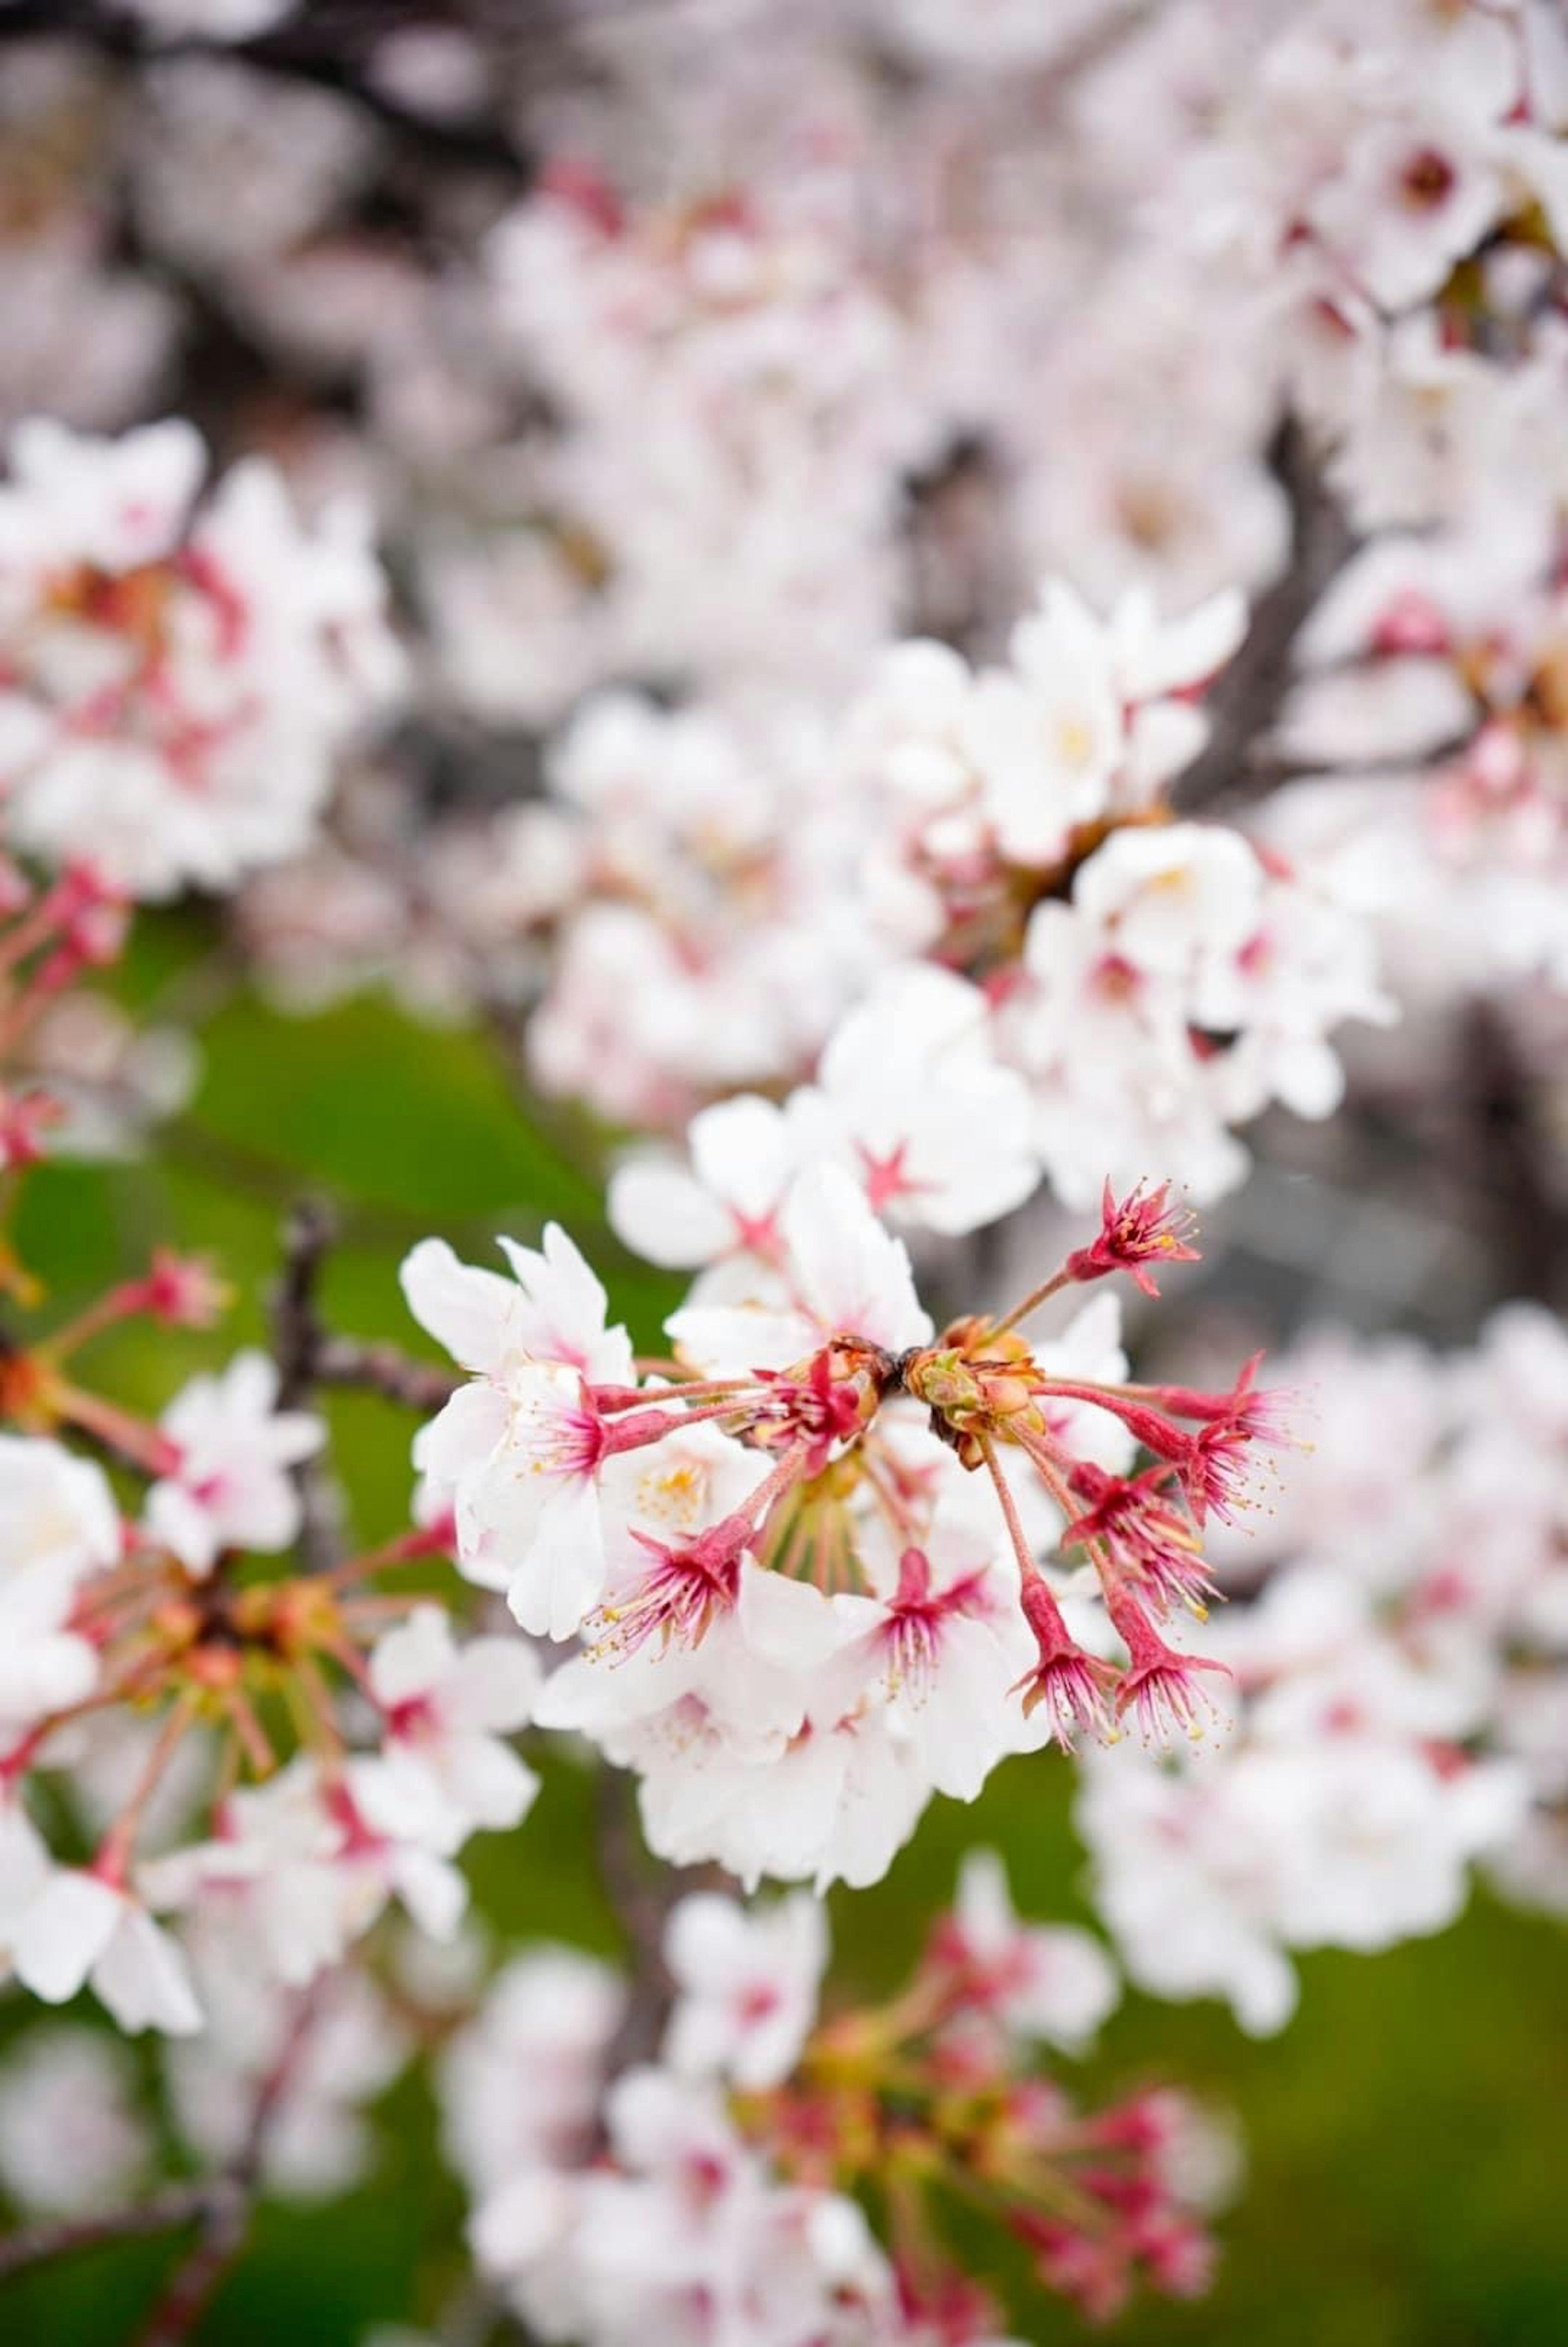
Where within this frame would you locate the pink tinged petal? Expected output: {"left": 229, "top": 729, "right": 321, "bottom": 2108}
{"left": 1115, "top": 586, "right": 1247, "bottom": 701}
{"left": 688, "top": 1094, "right": 795, "bottom": 1221}
{"left": 780, "top": 1163, "right": 931, "bottom": 1351}
{"left": 908, "top": 1622, "right": 1019, "bottom": 1802}
{"left": 218, "top": 1350, "right": 282, "bottom": 1418}
{"left": 399, "top": 1238, "right": 517, "bottom": 1376}
{"left": 215, "top": 1475, "right": 303, "bottom": 1558}
{"left": 664, "top": 1890, "right": 748, "bottom": 1993}
{"left": 735, "top": 1560, "right": 852, "bottom": 1670}
{"left": 497, "top": 1223, "right": 631, "bottom": 1380}
{"left": 608, "top": 1159, "right": 735, "bottom": 1268}
{"left": 750, "top": 1735, "right": 853, "bottom": 1886}
{"left": 0, "top": 1806, "right": 54, "bottom": 1935}
{"left": 470, "top": 2168, "right": 579, "bottom": 2279}
{"left": 143, "top": 1482, "right": 220, "bottom": 1575}
{"left": 955, "top": 1847, "right": 1018, "bottom": 1957}
{"left": 1011, "top": 1927, "right": 1120, "bottom": 2050}
{"left": 93, "top": 1908, "right": 202, "bottom": 2037}
{"left": 13, "top": 1872, "right": 124, "bottom": 2004}
{"left": 664, "top": 1301, "right": 817, "bottom": 1377}
{"left": 268, "top": 1411, "right": 327, "bottom": 1466}
{"left": 602, "top": 2064, "right": 721, "bottom": 2174}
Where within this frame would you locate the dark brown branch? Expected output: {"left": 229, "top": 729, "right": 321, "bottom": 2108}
{"left": 270, "top": 1196, "right": 337, "bottom": 1412}
{"left": 1173, "top": 415, "right": 1357, "bottom": 814}
{"left": 268, "top": 1197, "right": 347, "bottom": 1573}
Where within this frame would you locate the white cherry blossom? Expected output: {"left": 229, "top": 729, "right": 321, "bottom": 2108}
{"left": 145, "top": 1351, "right": 323, "bottom": 1575}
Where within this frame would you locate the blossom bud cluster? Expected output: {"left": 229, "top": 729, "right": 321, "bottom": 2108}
{"left": 462, "top": 1863, "right": 1225, "bottom": 2343}
{"left": 0, "top": 1255, "right": 539, "bottom": 2038}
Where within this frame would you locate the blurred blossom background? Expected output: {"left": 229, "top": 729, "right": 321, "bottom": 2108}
{"left": 0, "top": 2, "right": 1565, "bottom": 2344}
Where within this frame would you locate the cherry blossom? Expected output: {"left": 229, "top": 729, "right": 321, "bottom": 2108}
{"left": 937, "top": 1848, "right": 1120, "bottom": 2054}
{"left": 356, "top": 1602, "right": 541, "bottom": 1851}
{"left": 0, "top": 419, "right": 403, "bottom": 899}
{"left": 144, "top": 1350, "right": 325, "bottom": 1575}
{"left": 0, "top": 1435, "right": 120, "bottom": 1731}
{"left": 0, "top": 2026, "right": 150, "bottom": 2217}
{"left": 11, "top": 1868, "right": 202, "bottom": 2037}
{"left": 663, "top": 1891, "right": 828, "bottom": 2090}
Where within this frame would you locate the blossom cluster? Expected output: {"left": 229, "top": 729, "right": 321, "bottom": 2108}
{"left": 1078, "top": 1306, "right": 1567, "bottom": 2032}
{"left": 481, "top": 576, "right": 1394, "bottom": 1204}
{"left": 463, "top": 1865, "right": 1224, "bottom": 2343}
{"left": 403, "top": 1169, "right": 1290, "bottom": 1892}
{"left": 0, "top": 1259, "right": 538, "bottom": 2037}
{"left": 0, "top": 418, "right": 401, "bottom": 900}
{"left": 0, "top": 2, "right": 1561, "bottom": 2335}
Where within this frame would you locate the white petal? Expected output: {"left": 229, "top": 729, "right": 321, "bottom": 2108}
{"left": 608, "top": 1159, "right": 735, "bottom": 1269}
{"left": 94, "top": 1909, "right": 203, "bottom": 2037}
{"left": 399, "top": 1239, "right": 517, "bottom": 1376}
{"left": 13, "top": 1873, "right": 124, "bottom": 2004}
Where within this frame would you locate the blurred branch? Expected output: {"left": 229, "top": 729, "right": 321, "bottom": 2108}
{"left": 134, "top": 1986, "right": 316, "bottom": 2347}
{"left": 268, "top": 1200, "right": 466, "bottom": 1418}
{"left": 1, "top": 1, "right": 537, "bottom": 180}
{"left": 1174, "top": 415, "right": 1356, "bottom": 814}
{"left": 595, "top": 1768, "right": 677, "bottom": 2079}
{"left": 0, "top": 2184, "right": 221, "bottom": 2284}
{"left": 1462, "top": 1000, "right": 1568, "bottom": 1309}
{"left": 133, "top": 2182, "right": 251, "bottom": 2347}
{"left": 0, "top": 1993, "right": 313, "bottom": 2322}
{"left": 591, "top": 1775, "right": 739, "bottom": 2106}
{"left": 314, "top": 1332, "right": 459, "bottom": 1410}
{"left": 269, "top": 1196, "right": 348, "bottom": 1572}
{"left": 270, "top": 1194, "right": 337, "bottom": 1409}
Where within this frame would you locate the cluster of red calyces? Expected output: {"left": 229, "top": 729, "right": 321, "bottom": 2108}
{"left": 733, "top": 1890, "right": 1218, "bottom": 2335}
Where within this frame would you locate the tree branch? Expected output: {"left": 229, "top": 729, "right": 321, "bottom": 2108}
{"left": 133, "top": 1986, "right": 318, "bottom": 2347}
{"left": 133, "top": 2184, "right": 251, "bottom": 2347}
{"left": 590, "top": 1774, "right": 742, "bottom": 2115}
{"left": 2, "top": 1, "right": 537, "bottom": 181}
{"left": 268, "top": 1196, "right": 347, "bottom": 1573}
{"left": 0, "top": 2184, "right": 219, "bottom": 2284}
{"left": 1174, "top": 415, "right": 1357, "bottom": 814}
{"left": 314, "top": 1334, "right": 459, "bottom": 1411}
{"left": 1461, "top": 1000, "right": 1568, "bottom": 1310}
